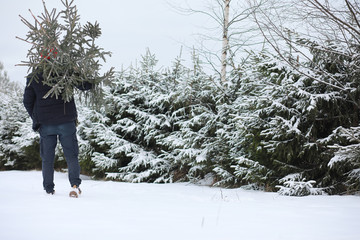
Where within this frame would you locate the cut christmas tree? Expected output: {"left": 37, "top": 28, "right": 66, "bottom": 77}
{"left": 17, "top": 0, "right": 114, "bottom": 102}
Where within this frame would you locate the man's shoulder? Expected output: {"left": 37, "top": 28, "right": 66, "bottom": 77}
{"left": 27, "top": 69, "right": 44, "bottom": 83}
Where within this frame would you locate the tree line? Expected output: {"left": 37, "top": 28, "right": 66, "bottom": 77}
{"left": 1, "top": 0, "right": 359, "bottom": 195}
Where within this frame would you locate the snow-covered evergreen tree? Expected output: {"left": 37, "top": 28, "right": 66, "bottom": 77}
{"left": 1, "top": 0, "right": 359, "bottom": 196}
{"left": 78, "top": 50, "right": 221, "bottom": 184}
{"left": 0, "top": 63, "right": 40, "bottom": 169}
{"left": 304, "top": 36, "right": 360, "bottom": 194}
{"left": 76, "top": 50, "right": 173, "bottom": 182}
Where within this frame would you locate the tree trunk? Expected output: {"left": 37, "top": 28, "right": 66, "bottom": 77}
{"left": 221, "top": 0, "right": 230, "bottom": 84}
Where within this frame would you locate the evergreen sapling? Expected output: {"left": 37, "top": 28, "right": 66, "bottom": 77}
{"left": 17, "top": 0, "right": 114, "bottom": 103}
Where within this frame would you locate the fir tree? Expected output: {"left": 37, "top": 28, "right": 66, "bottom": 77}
{"left": 0, "top": 63, "right": 40, "bottom": 170}
{"left": 17, "top": 0, "right": 114, "bottom": 102}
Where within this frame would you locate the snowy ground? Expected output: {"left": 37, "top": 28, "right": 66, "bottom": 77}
{"left": 0, "top": 171, "right": 359, "bottom": 240}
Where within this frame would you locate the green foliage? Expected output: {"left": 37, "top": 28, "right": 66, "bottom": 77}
{"left": 2, "top": 36, "right": 360, "bottom": 195}
{"left": 0, "top": 63, "right": 31, "bottom": 170}
{"left": 3, "top": 0, "right": 360, "bottom": 196}
{"left": 15, "top": 142, "right": 42, "bottom": 170}
{"left": 18, "top": 0, "right": 114, "bottom": 102}
{"left": 76, "top": 50, "right": 220, "bottom": 183}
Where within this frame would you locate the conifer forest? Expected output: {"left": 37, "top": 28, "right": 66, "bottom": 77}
{"left": 1, "top": 0, "right": 360, "bottom": 196}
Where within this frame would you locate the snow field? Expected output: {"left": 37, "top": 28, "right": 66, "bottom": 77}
{"left": 0, "top": 171, "right": 359, "bottom": 240}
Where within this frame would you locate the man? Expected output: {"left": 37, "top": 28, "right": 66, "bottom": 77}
{"left": 23, "top": 65, "right": 92, "bottom": 198}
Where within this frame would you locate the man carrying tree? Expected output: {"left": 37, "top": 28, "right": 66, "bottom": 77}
{"left": 19, "top": 0, "right": 113, "bottom": 197}
{"left": 23, "top": 49, "right": 91, "bottom": 197}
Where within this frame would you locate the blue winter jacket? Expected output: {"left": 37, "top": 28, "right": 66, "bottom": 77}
{"left": 23, "top": 71, "right": 92, "bottom": 131}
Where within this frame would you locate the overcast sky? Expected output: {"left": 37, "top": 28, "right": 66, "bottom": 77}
{"left": 0, "top": 0, "right": 208, "bottom": 84}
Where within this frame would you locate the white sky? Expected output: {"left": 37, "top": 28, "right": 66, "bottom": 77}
{"left": 0, "top": 0, "right": 209, "bottom": 84}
